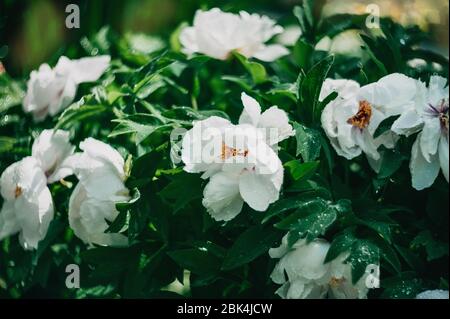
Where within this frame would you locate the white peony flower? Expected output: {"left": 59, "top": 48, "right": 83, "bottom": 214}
{"left": 391, "top": 76, "right": 449, "bottom": 190}
{"left": 179, "top": 8, "right": 289, "bottom": 62}
{"left": 181, "top": 92, "right": 294, "bottom": 221}
{"left": 269, "top": 235, "right": 372, "bottom": 299}
{"left": 269, "top": 236, "right": 331, "bottom": 299}
{"left": 326, "top": 253, "right": 370, "bottom": 299}
{"left": 416, "top": 289, "right": 449, "bottom": 299}
{"left": 31, "top": 129, "right": 75, "bottom": 183}
{"left": 60, "top": 138, "right": 130, "bottom": 247}
{"left": 23, "top": 55, "right": 110, "bottom": 122}
{"left": 0, "top": 157, "right": 54, "bottom": 250}
{"left": 320, "top": 74, "right": 417, "bottom": 161}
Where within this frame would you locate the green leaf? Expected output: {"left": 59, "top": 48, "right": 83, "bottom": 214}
{"left": 285, "top": 160, "right": 319, "bottom": 181}
{"left": 34, "top": 218, "right": 66, "bottom": 263}
{"left": 325, "top": 230, "right": 357, "bottom": 263}
{"left": 377, "top": 148, "right": 405, "bottom": 179}
{"left": 222, "top": 225, "right": 279, "bottom": 270}
{"left": 299, "top": 55, "right": 334, "bottom": 123}
{"left": 0, "top": 136, "right": 16, "bottom": 153}
{"left": 293, "top": 122, "right": 322, "bottom": 162}
{"left": 262, "top": 197, "right": 314, "bottom": 224}
{"left": 107, "top": 189, "right": 141, "bottom": 233}
{"left": 360, "top": 34, "right": 389, "bottom": 76}
{"left": 371, "top": 236, "right": 401, "bottom": 273}
{"left": 55, "top": 103, "right": 107, "bottom": 130}
{"left": 317, "top": 14, "right": 368, "bottom": 40}
{"left": 81, "top": 247, "right": 137, "bottom": 265}
{"left": 159, "top": 172, "right": 203, "bottom": 214}
{"left": 293, "top": 39, "right": 314, "bottom": 68}
{"left": 275, "top": 198, "right": 337, "bottom": 243}
{"left": 394, "top": 245, "right": 425, "bottom": 272}
{"left": 76, "top": 285, "right": 117, "bottom": 299}
{"left": 168, "top": 248, "right": 221, "bottom": 275}
{"left": 128, "top": 150, "right": 164, "bottom": 188}
{"left": 411, "top": 230, "right": 449, "bottom": 261}
{"left": 110, "top": 114, "right": 169, "bottom": 144}
{"left": 222, "top": 75, "right": 254, "bottom": 91}
{"left": 316, "top": 91, "right": 338, "bottom": 121}
{"left": 170, "top": 22, "right": 188, "bottom": 52}
{"left": 380, "top": 276, "right": 423, "bottom": 299}
{"left": 374, "top": 115, "right": 400, "bottom": 138}
{"left": 347, "top": 239, "right": 380, "bottom": 284}
{"left": 0, "top": 73, "right": 24, "bottom": 114}
{"left": 358, "top": 211, "right": 398, "bottom": 243}
{"left": 233, "top": 52, "right": 268, "bottom": 85}
{"left": 293, "top": 1, "right": 315, "bottom": 43}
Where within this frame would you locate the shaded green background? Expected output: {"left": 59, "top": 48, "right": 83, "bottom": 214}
{"left": 0, "top": 0, "right": 448, "bottom": 76}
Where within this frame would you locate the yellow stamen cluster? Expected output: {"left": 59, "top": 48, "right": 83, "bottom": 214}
{"left": 14, "top": 186, "right": 23, "bottom": 199}
{"left": 221, "top": 142, "right": 249, "bottom": 160}
{"left": 347, "top": 100, "right": 373, "bottom": 129}
{"left": 329, "top": 276, "right": 345, "bottom": 288}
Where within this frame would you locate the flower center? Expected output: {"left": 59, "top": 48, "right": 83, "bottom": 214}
{"left": 329, "top": 276, "right": 346, "bottom": 288}
{"left": 428, "top": 99, "right": 449, "bottom": 133}
{"left": 14, "top": 186, "right": 23, "bottom": 199}
{"left": 347, "top": 100, "right": 372, "bottom": 129}
{"left": 221, "top": 142, "right": 249, "bottom": 160}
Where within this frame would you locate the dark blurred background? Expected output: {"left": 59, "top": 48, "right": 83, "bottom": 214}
{"left": 0, "top": 0, "right": 448, "bottom": 77}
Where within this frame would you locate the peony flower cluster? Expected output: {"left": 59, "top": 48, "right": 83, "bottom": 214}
{"left": 23, "top": 55, "right": 110, "bottom": 122}
{"left": 269, "top": 235, "right": 375, "bottom": 299}
{"left": 181, "top": 92, "right": 294, "bottom": 221}
{"left": 0, "top": 130, "right": 73, "bottom": 249}
{"left": 0, "top": 130, "right": 129, "bottom": 249}
{"left": 321, "top": 73, "right": 449, "bottom": 190}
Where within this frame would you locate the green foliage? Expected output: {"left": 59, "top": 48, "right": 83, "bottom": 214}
{"left": 0, "top": 3, "right": 448, "bottom": 300}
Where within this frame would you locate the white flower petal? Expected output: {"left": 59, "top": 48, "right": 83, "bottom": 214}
{"left": 79, "top": 138, "right": 125, "bottom": 178}
{"left": 354, "top": 129, "right": 380, "bottom": 161}
{"left": 391, "top": 108, "right": 423, "bottom": 136}
{"left": 239, "top": 169, "right": 281, "bottom": 211}
{"left": 319, "top": 79, "right": 360, "bottom": 102}
{"left": 0, "top": 201, "right": 20, "bottom": 240}
{"left": 181, "top": 8, "right": 285, "bottom": 61}
{"left": 62, "top": 56, "right": 111, "bottom": 84}
{"left": 80, "top": 168, "right": 128, "bottom": 202}
{"left": 49, "top": 77, "right": 77, "bottom": 116}
{"left": 416, "top": 290, "right": 449, "bottom": 299}
{"left": 269, "top": 235, "right": 290, "bottom": 259}
{"left": 410, "top": 134, "right": 441, "bottom": 190}
{"left": 202, "top": 172, "right": 243, "bottom": 221}
{"left": 358, "top": 73, "right": 418, "bottom": 116}
{"left": 258, "top": 106, "right": 295, "bottom": 145}
{"left": 239, "top": 93, "right": 262, "bottom": 126}
{"left": 16, "top": 186, "right": 54, "bottom": 250}
{"left": 32, "top": 129, "right": 75, "bottom": 182}
{"left": 439, "top": 136, "right": 449, "bottom": 182}
{"left": 181, "top": 116, "right": 232, "bottom": 174}
{"left": 286, "top": 279, "right": 307, "bottom": 299}
{"left": 0, "top": 157, "right": 47, "bottom": 201}
{"left": 427, "top": 76, "right": 449, "bottom": 106}
{"left": 419, "top": 118, "right": 441, "bottom": 162}
{"left": 69, "top": 183, "right": 127, "bottom": 247}
{"left": 179, "top": 27, "right": 199, "bottom": 55}
{"left": 253, "top": 44, "right": 289, "bottom": 62}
